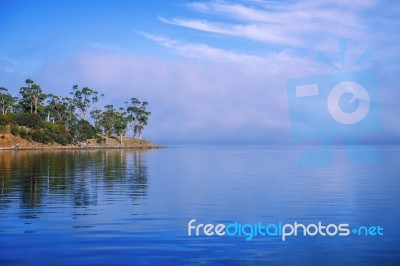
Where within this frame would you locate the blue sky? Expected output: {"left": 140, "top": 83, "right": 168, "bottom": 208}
{"left": 1, "top": 0, "right": 399, "bottom": 144}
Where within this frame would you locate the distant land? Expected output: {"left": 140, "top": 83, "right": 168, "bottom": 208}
{"left": 1, "top": 79, "right": 164, "bottom": 150}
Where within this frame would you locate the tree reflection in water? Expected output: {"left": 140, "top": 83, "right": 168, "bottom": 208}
{"left": 0, "top": 149, "right": 150, "bottom": 218}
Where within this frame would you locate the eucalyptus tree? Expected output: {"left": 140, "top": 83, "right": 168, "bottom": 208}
{"left": 97, "top": 105, "right": 131, "bottom": 144}
{"left": 60, "top": 97, "right": 78, "bottom": 130}
{"left": 45, "top": 94, "right": 62, "bottom": 122}
{"left": 0, "top": 78, "right": 154, "bottom": 144}
{"left": 19, "top": 79, "right": 47, "bottom": 114}
{"left": 114, "top": 107, "right": 131, "bottom": 144}
{"left": 100, "top": 104, "right": 117, "bottom": 138}
{"left": 70, "top": 85, "right": 103, "bottom": 121}
{"left": 90, "top": 108, "right": 103, "bottom": 133}
{"left": 127, "top": 98, "right": 151, "bottom": 139}
{"left": 0, "top": 87, "right": 17, "bottom": 115}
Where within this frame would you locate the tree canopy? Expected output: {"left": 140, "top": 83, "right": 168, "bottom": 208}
{"left": 0, "top": 79, "right": 151, "bottom": 145}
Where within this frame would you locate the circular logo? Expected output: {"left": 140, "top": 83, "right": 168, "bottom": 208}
{"left": 327, "top": 81, "right": 370, "bottom": 125}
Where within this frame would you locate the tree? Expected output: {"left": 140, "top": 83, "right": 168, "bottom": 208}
{"left": 19, "top": 79, "right": 47, "bottom": 114}
{"left": 71, "top": 120, "right": 97, "bottom": 142}
{"left": 45, "top": 94, "right": 61, "bottom": 123}
{"left": 70, "top": 85, "right": 103, "bottom": 121}
{"left": 114, "top": 107, "right": 131, "bottom": 144}
{"left": 0, "top": 87, "right": 17, "bottom": 115}
{"left": 90, "top": 108, "right": 103, "bottom": 133}
{"left": 60, "top": 97, "right": 78, "bottom": 130}
{"left": 0, "top": 78, "right": 154, "bottom": 145}
{"left": 99, "top": 104, "right": 117, "bottom": 139}
{"left": 127, "top": 98, "right": 151, "bottom": 139}
{"left": 97, "top": 105, "right": 131, "bottom": 144}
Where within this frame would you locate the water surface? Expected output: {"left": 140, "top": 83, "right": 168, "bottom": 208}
{"left": 0, "top": 146, "right": 399, "bottom": 265}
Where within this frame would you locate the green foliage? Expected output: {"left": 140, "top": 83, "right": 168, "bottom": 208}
{"left": 90, "top": 109, "right": 103, "bottom": 133}
{"left": 19, "top": 79, "right": 47, "bottom": 114}
{"left": 0, "top": 87, "right": 17, "bottom": 115}
{"left": 45, "top": 95, "right": 78, "bottom": 130}
{"left": 14, "top": 113, "right": 43, "bottom": 128}
{"left": 0, "top": 113, "right": 14, "bottom": 125}
{"left": 44, "top": 122, "right": 62, "bottom": 134}
{"left": 99, "top": 105, "right": 116, "bottom": 137}
{"left": 114, "top": 107, "right": 131, "bottom": 143}
{"left": 56, "top": 135, "right": 71, "bottom": 145}
{"left": 71, "top": 85, "right": 103, "bottom": 120}
{"left": 43, "top": 122, "right": 72, "bottom": 145}
{"left": 71, "top": 120, "right": 97, "bottom": 142}
{"left": 10, "top": 124, "right": 19, "bottom": 136}
{"left": 96, "top": 135, "right": 106, "bottom": 144}
{"left": 1, "top": 79, "right": 152, "bottom": 145}
{"left": 31, "top": 129, "right": 52, "bottom": 144}
{"left": 19, "top": 128, "right": 31, "bottom": 141}
{"left": 0, "top": 116, "right": 6, "bottom": 126}
{"left": 0, "top": 125, "right": 7, "bottom": 133}
{"left": 127, "top": 98, "right": 151, "bottom": 139}
{"left": 9, "top": 120, "right": 71, "bottom": 145}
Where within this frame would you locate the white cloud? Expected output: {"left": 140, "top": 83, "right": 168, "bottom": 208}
{"left": 160, "top": 0, "right": 377, "bottom": 48}
{"left": 159, "top": 16, "right": 299, "bottom": 46}
{"left": 138, "top": 31, "right": 266, "bottom": 64}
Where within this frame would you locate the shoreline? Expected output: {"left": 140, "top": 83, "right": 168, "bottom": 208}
{"left": 0, "top": 133, "right": 166, "bottom": 151}
{"left": 0, "top": 145, "right": 166, "bottom": 151}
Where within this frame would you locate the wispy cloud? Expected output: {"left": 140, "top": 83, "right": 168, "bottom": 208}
{"left": 138, "top": 31, "right": 265, "bottom": 64}
{"left": 159, "top": 16, "right": 297, "bottom": 45}
{"left": 158, "top": 0, "right": 377, "bottom": 48}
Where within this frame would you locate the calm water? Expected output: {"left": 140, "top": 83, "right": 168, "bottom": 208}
{"left": 0, "top": 146, "right": 399, "bottom": 265}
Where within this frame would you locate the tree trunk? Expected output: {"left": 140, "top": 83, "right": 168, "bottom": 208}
{"left": 34, "top": 96, "right": 38, "bottom": 114}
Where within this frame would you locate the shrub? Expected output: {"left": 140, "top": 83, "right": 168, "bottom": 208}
{"left": 71, "top": 120, "right": 97, "bottom": 142}
{"left": 57, "top": 130, "right": 73, "bottom": 145}
{"left": 32, "top": 122, "right": 72, "bottom": 145}
{"left": 10, "top": 124, "right": 19, "bottom": 136}
{"left": 31, "top": 129, "right": 52, "bottom": 144}
{"left": 54, "top": 134, "right": 69, "bottom": 145}
{"left": 96, "top": 135, "right": 106, "bottom": 144}
{"left": 19, "top": 128, "right": 32, "bottom": 141}
{"left": 44, "top": 122, "right": 63, "bottom": 134}
{"left": 31, "top": 130, "right": 42, "bottom": 143}
{"left": 14, "top": 113, "right": 43, "bottom": 128}
{"left": 0, "top": 114, "right": 14, "bottom": 126}
{"left": 0, "top": 125, "right": 7, "bottom": 133}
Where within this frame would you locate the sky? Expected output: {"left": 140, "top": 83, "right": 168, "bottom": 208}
{"left": 0, "top": 0, "right": 399, "bottom": 144}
